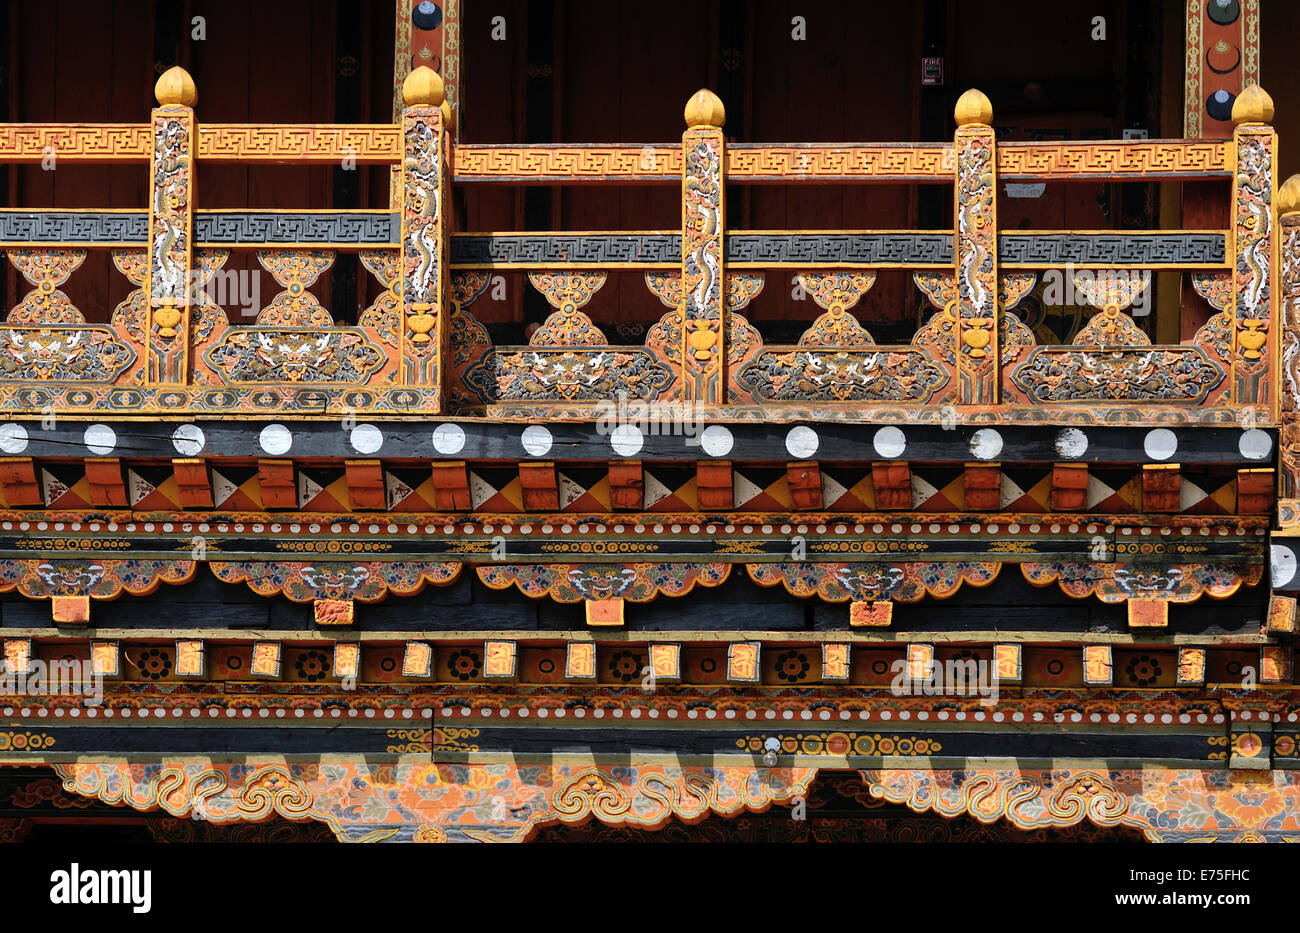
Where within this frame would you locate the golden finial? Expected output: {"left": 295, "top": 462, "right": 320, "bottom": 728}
{"left": 684, "top": 90, "right": 726, "bottom": 129}
{"left": 1232, "top": 84, "right": 1274, "bottom": 125}
{"left": 154, "top": 65, "right": 197, "bottom": 108}
{"left": 1279, "top": 174, "right": 1300, "bottom": 216}
{"left": 440, "top": 99, "right": 453, "bottom": 126}
{"left": 954, "top": 89, "right": 993, "bottom": 127}
{"left": 403, "top": 66, "right": 445, "bottom": 107}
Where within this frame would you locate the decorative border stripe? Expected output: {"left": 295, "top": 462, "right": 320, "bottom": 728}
{"left": 450, "top": 233, "right": 680, "bottom": 266}
{"left": 195, "top": 212, "right": 398, "bottom": 245}
{"left": 449, "top": 233, "right": 957, "bottom": 268}
{"left": 0, "top": 125, "right": 150, "bottom": 161}
{"left": 727, "top": 233, "right": 953, "bottom": 267}
{"left": 726, "top": 145, "right": 955, "bottom": 181}
{"left": 0, "top": 212, "right": 149, "bottom": 244}
{"left": 195, "top": 126, "right": 401, "bottom": 161}
{"left": 453, "top": 146, "right": 683, "bottom": 182}
{"left": 998, "top": 141, "right": 1231, "bottom": 179}
{"left": 998, "top": 233, "right": 1227, "bottom": 267}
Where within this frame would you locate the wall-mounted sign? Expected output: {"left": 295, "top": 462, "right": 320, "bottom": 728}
{"left": 1004, "top": 183, "right": 1046, "bottom": 199}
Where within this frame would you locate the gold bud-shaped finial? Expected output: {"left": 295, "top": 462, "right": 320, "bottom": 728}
{"left": 403, "top": 66, "right": 445, "bottom": 107}
{"left": 684, "top": 89, "right": 725, "bottom": 129}
{"left": 1232, "top": 84, "right": 1274, "bottom": 125}
{"left": 155, "top": 65, "right": 197, "bottom": 108}
{"left": 1279, "top": 175, "right": 1300, "bottom": 217}
{"left": 954, "top": 89, "right": 993, "bottom": 127}
{"left": 440, "top": 99, "right": 453, "bottom": 126}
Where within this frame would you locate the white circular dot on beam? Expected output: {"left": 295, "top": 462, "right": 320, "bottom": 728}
{"left": 699, "top": 424, "right": 734, "bottom": 458}
{"left": 171, "top": 423, "right": 205, "bottom": 456}
{"left": 1143, "top": 428, "right": 1177, "bottom": 461}
{"left": 1239, "top": 428, "right": 1272, "bottom": 461}
{"left": 259, "top": 423, "right": 293, "bottom": 456}
{"left": 1272, "top": 544, "right": 1298, "bottom": 590}
{"left": 969, "top": 428, "right": 1003, "bottom": 460}
{"left": 432, "top": 423, "right": 466, "bottom": 455}
{"left": 785, "top": 425, "right": 819, "bottom": 459}
{"left": 349, "top": 423, "right": 383, "bottom": 454}
{"left": 520, "top": 425, "right": 552, "bottom": 457}
{"left": 84, "top": 424, "right": 116, "bottom": 456}
{"left": 873, "top": 426, "right": 906, "bottom": 459}
{"left": 0, "top": 423, "right": 28, "bottom": 454}
{"left": 610, "top": 424, "right": 644, "bottom": 458}
{"left": 1054, "top": 427, "right": 1088, "bottom": 459}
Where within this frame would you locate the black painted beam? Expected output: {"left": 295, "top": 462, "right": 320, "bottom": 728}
{"left": 0, "top": 420, "right": 1275, "bottom": 466}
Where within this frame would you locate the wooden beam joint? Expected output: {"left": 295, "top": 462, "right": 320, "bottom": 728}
{"left": 519, "top": 461, "right": 559, "bottom": 511}
{"left": 256, "top": 459, "right": 296, "bottom": 510}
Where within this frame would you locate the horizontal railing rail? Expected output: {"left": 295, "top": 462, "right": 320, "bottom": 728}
{"left": 0, "top": 124, "right": 402, "bottom": 163}
{"left": 995, "top": 139, "right": 1232, "bottom": 179}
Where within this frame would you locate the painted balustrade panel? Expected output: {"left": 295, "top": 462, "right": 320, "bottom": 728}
{"left": 0, "top": 73, "right": 1283, "bottom": 424}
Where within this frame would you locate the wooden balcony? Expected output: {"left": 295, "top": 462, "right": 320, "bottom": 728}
{"left": 0, "top": 68, "right": 1290, "bottom": 429}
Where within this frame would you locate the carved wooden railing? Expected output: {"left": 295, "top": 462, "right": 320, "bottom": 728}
{"left": 0, "top": 67, "right": 1288, "bottom": 426}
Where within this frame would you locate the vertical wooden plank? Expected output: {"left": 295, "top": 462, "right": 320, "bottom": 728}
{"left": 839, "top": 0, "right": 913, "bottom": 324}
{"left": 748, "top": 0, "right": 788, "bottom": 235}
{"left": 1184, "top": 0, "right": 1260, "bottom": 139}
{"left": 110, "top": 0, "right": 152, "bottom": 203}
{"left": 243, "top": 0, "right": 335, "bottom": 310}
{"left": 53, "top": 0, "right": 112, "bottom": 320}
{"left": 33, "top": 3, "right": 96, "bottom": 317}
{"left": 10, "top": 1, "right": 150, "bottom": 321}
{"left": 611, "top": 0, "right": 707, "bottom": 325}
{"left": 784, "top": 0, "right": 843, "bottom": 253}
{"left": 189, "top": 0, "right": 255, "bottom": 318}
{"left": 332, "top": 0, "right": 364, "bottom": 321}
{"left": 457, "top": 0, "right": 524, "bottom": 323}
{"left": 1156, "top": 0, "right": 1185, "bottom": 344}
{"left": 312, "top": 0, "right": 338, "bottom": 311}
{"left": 189, "top": 0, "right": 249, "bottom": 204}
{"left": 442, "top": 0, "right": 461, "bottom": 134}
{"left": 746, "top": 0, "right": 916, "bottom": 326}
{"left": 396, "top": 0, "right": 458, "bottom": 133}
{"left": 556, "top": 0, "right": 617, "bottom": 325}
{"left": 393, "top": 0, "right": 413, "bottom": 120}
{"left": 14, "top": 2, "right": 56, "bottom": 212}
{"left": 106, "top": 0, "right": 152, "bottom": 331}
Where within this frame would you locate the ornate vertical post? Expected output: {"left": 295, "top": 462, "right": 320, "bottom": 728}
{"left": 681, "top": 90, "right": 726, "bottom": 406}
{"left": 1278, "top": 174, "right": 1300, "bottom": 497}
{"left": 146, "top": 66, "right": 197, "bottom": 385}
{"left": 952, "top": 89, "right": 998, "bottom": 406}
{"left": 399, "top": 67, "right": 447, "bottom": 407}
{"left": 1230, "top": 85, "right": 1276, "bottom": 410}
{"left": 438, "top": 94, "right": 454, "bottom": 401}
